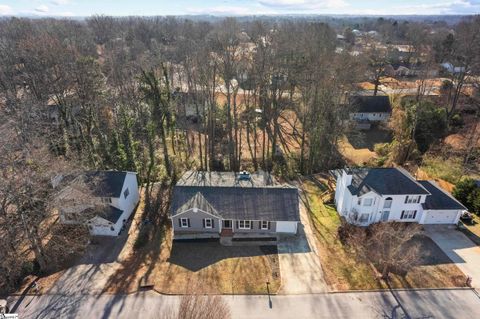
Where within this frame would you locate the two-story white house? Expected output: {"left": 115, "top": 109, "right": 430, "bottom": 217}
{"left": 333, "top": 167, "right": 466, "bottom": 225}
{"left": 56, "top": 171, "right": 140, "bottom": 236}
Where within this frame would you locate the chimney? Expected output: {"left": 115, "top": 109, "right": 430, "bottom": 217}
{"left": 343, "top": 169, "right": 353, "bottom": 186}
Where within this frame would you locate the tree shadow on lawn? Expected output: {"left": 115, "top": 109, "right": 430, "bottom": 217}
{"left": 347, "top": 128, "right": 392, "bottom": 151}
{"left": 167, "top": 241, "right": 278, "bottom": 272}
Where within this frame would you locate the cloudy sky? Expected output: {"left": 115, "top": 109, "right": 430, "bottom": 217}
{"left": 0, "top": 0, "right": 479, "bottom": 17}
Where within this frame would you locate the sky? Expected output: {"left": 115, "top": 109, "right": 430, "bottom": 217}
{"left": 0, "top": 0, "right": 479, "bottom": 17}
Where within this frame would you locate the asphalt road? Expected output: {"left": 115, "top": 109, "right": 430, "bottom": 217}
{"left": 8, "top": 289, "right": 480, "bottom": 319}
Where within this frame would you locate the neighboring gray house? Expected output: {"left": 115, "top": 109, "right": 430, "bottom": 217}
{"left": 170, "top": 171, "right": 300, "bottom": 243}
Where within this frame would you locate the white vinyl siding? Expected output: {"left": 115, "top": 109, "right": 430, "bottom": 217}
{"left": 363, "top": 198, "right": 373, "bottom": 206}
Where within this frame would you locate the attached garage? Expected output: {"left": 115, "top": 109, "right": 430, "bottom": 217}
{"left": 422, "top": 210, "right": 461, "bottom": 225}
{"left": 276, "top": 221, "right": 298, "bottom": 234}
{"left": 418, "top": 181, "right": 466, "bottom": 225}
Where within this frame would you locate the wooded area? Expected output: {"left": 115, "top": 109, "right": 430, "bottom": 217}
{"left": 0, "top": 15, "right": 479, "bottom": 293}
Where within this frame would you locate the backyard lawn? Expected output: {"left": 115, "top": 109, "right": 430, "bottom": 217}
{"left": 302, "top": 179, "right": 467, "bottom": 291}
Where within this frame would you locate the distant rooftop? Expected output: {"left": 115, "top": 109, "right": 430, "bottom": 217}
{"left": 350, "top": 95, "right": 392, "bottom": 113}
{"left": 176, "top": 170, "right": 291, "bottom": 188}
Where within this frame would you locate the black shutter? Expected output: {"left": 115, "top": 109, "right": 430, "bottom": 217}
{"left": 268, "top": 221, "right": 270, "bottom": 230}
{"left": 250, "top": 221, "right": 253, "bottom": 229}
{"left": 413, "top": 211, "right": 417, "bottom": 219}
{"left": 203, "top": 219, "right": 205, "bottom": 228}
{"left": 404, "top": 196, "right": 408, "bottom": 203}
{"left": 212, "top": 219, "right": 215, "bottom": 228}
{"left": 187, "top": 219, "right": 191, "bottom": 227}
{"left": 178, "top": 219, "right": 181, "bottom": 227}
{"left": 401, "top": 211, "right": 405, "bottom": 219}
{"left": 236, "top": 220, "right": 239, "bottom": 229}
{"left": 259, "top": 221, "right": 262, "bottom": 229}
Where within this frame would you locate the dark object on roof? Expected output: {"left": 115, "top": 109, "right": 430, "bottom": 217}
{"left": 176, "top": 171, "right": 278, "bottom": 188}
{"left": 418, "top": 181, "right": 467, "bottom": 210}
{"left": 350, "top": 96, "right": 392, "bottom": 113}
{"left": 347, "top": 168, "right": 430, "bottom": 196}
{"left": 172, "top": 171, "right": 299, "bottom": 221}
{"left": 82, "top": 171, "right": 127, "bottom": 197}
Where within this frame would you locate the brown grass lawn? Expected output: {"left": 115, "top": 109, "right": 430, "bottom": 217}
{"left": 103, "top": 226, "right": 281, "bottom": 294}
{"left": 302, "top": 179, "right": 466, "bottom": 291}
{"left": 460, "top": 215, "right": 480, "bottom": 246}
{"left": 338, "top": 136, "right": 377, "bottom": 166}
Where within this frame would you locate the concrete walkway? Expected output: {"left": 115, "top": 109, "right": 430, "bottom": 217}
{"left": 426, "top": 226, "right": 480, "bottom": 288}
{"left": 8, "top": 289, "right": 480, "bottom": 319}
{"left": 277, "top": 201, "right": 327, "bottom": 293}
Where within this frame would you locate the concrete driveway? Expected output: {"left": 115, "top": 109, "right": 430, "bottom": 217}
{"left": 425, "top": 225, "right": 480, "bottom": 288}
{"left": 277, "top": 201, "right": 327, "bottom": 294}
{"left": 48, "top": 222, "right": 134, "bottom": 295}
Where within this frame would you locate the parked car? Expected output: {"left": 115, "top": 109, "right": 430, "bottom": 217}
{"left": 460, "top": 212, "right": 474, "bottom": 224}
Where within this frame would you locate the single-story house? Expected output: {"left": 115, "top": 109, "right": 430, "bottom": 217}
{"left": 56, "top": 170, "right": 140, "bottom": 236}
{"left": 349, "top": 96, "right": 392, "bottom": 129}
{"left": 333, "top": 167, "right": 467, "bottom": 226}
{"left": 170, "top": 171, "right": 300, "bottom": 242}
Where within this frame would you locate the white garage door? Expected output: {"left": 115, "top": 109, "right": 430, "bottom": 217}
{"left": 276, "top": 221, "right": 298, "bottom": 234}
{"left": 424, "top": 210, "right": 458, "bottom": 224}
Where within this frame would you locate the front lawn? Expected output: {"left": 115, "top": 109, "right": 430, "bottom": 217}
{"left": 460, "top": 215, "right": 480, "bottom": 246}
{"left": 302, "top": 179, "right": 467, "bottom": 291}
{"left": 103, "top": 227, "right": 281, "bottom": 294}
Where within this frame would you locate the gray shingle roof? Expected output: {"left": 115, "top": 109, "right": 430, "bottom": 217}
{"left": 81, "top": 171, "right": 127, "bottom": 198}
{"left": 418, "top": 181, "right": 467, "bottom": 210}
{"left": 85, "top": 205, "right": 124, "bottom": 224}
{"left": 171, "top": 185, "right": 299, "bottom": 221}
{"left": 175, "top": 192, "right": 222, "bottom": 218}
{"left": 347, "top": 168, "right": 430, "bottom": 196}
{"left": 350, "top": 96, "right": 392, "bottom": 113}
{"left": 176, "top": 170, "right": 279, "bottom": 188}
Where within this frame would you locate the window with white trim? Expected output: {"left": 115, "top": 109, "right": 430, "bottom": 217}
{"left": 400, "top": 210, "right": 417, "bottom": 219}
{"left": 260, "top": 220, "right": 269, "bottom": 230}
{"left": 359, "top": 213, "right": 369, "bottom": 223}
{"left": 204, "top": 218, "right": 213, "bottom": 228}
{"left": 357, "top": 198, "right": 362, "bottom": 205}
{"left": 238, "top": 220, "right": 251, "bottom": 229}
{"left": 405, "top": 195, "right": 421, "bottom": 204}
{"left": 363, "top": 198, "right": 373, "bottom": 206}
{"left": 180, "top": 218, "right": 189, "bottom": 228}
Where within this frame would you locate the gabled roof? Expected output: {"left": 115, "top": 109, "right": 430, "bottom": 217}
{"left": 175, "top": 192, "right": 222, "bottom": 218}
{"left": 418, "top": 181, "right": 467, "bottom": 210}
{"left": 350, "top": 96, "right": 392, "bottom": 113}
{"left": 171, "top": 171, "right": 299, "bottom": 221}
{"left": 346, "top": 168, "right": 430, "bottom": 196}
{"left": 172, "top": 186, "right": 299, "bottom": 221}
{"left": 79, "top": 171, "right": 128, "bottom": 198}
